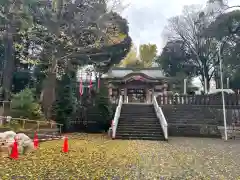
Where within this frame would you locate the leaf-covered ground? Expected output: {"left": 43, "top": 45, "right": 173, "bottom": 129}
{"left": 1, "top": 134, "right": 240, "bottom": 179}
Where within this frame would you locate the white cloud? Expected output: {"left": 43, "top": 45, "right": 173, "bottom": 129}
{"left": 121, "top": 0, "right": 240, "bottom": 53}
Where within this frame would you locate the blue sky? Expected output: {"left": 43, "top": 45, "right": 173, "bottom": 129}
{"left": 120, "top": 0, "right": 239, "bottom": 54}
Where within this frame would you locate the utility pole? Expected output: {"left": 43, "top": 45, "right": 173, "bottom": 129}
{"left": 218, "top": 43, "right": 228, "bottom": 141}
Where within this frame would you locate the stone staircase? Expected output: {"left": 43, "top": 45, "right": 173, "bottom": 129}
{"left": 161, "top": 105, "right": 221, "bottom": 137}
{"left": 115, "top": 104, "right": 165, "bottom": 140}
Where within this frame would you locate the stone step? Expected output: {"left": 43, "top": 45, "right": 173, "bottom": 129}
{"left": 118, "top": 122, "right": 160, "bottom": 126}
{"left": 119, "top": 117, "right": 159, "bottom": 121}
{"left": 117, "top": 125, "right": 162, "bottom": 129}
{"left": 115, "top": 135, "right": 165, "bottom": 141}
{"left": 120, "top": 115, "right": 157, "bottom": 118}
{"left": 120, "top": 117, "right": 157, "bottom": 120}
{"left": 117, "top": 104, "right": 164, "bottom": 140}
{"left": 118, "top": 121, "right": 160, "bottom": 124}
{"left": 122, "top": 106, "right": 154, "bottom": 109}
{"left": 121, "top": 108, "right": 155, "bottom": 111}
{"left": 122, "top": 104, "right": 153, "bottom": 107}
{"left": 121, "top": 108, "right": 154, "bottom": 111}
{"left": 121, "top": 112, "right": 155, "bottom": 115}
{"left": 121, "top": 110, "right": 155, "bottom": 112}
{"left": 116, "top": 132, "right": 164, "bottom": 137}
{"left": 121, "top": 114, "right": 156, "bottom": 117}
{"left": 117, "top": 129, "right": 163, "bottom": 134}
{"left": 122, "top": 107, "right": 155, "bottom": 109}
{"left": 119, "top": 118, "right": 159, "bottom": 121}
{"left": 118, "top": 123, "right": 160, "bottom": 126}
{"left": 121, "top": 109, "right": 154, "bottom": 112}
{"left": 117, "top": 129, "right": 162, "bottom": 133}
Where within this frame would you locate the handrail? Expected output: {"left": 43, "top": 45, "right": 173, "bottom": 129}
{"left": 112, "top": 95, "right": 123, "bottom": 139}
{"left": 153, "top": 96, "right": 168, "bottom": 140}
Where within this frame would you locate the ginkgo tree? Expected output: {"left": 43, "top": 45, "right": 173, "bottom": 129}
{"left": 118, "top": 43, "right": 157, "bottom": 68}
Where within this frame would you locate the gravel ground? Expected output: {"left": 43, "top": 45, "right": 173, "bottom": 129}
{"left": 0, "top": 134, "right": 240, "bottom": 180}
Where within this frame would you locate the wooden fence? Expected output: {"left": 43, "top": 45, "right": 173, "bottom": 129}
{"left": 0, "top": 116, "right": 63, "bottom": 133}
{"left": 156, "top": 94, "right": 240, "bottom": 106}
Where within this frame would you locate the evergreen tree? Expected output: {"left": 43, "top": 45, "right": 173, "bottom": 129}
{"left": 53, "top": 72, "right": 77, "bottom": 132}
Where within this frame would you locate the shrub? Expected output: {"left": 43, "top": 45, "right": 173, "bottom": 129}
{"left": 10, "top": 88, "right": 43, "bottom": 120}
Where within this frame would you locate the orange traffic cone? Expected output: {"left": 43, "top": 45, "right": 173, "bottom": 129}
{"left": 62, "top": 136, "right": 68, "bottom": 153}
{"left": 10, "top": 139, "right": 18, "bottom": 159}
{"left": 33, "top": 132, "right": 39, "bottom": 149}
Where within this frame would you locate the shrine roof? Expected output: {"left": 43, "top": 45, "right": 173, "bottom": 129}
{"left": 103, "top": 67, "right": 166, "bottom": 79}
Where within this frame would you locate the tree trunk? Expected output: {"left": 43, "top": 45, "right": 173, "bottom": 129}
{"left": 201, "top": 74, "right": 210, "bottom": 94}
{"left": 41, "top": 56, "right": 57, "bottom": 120}
{"left": 2, "top": 27, "right": 15, "bottom": 101}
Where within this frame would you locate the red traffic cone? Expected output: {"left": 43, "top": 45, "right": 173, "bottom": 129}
{"left": 10, "top": 139, "right": 18, "bottom": 159}
{"left": 33, "top": 132, "right": 39, "bottom": 149}
{"left": 62, "top": 136, "right": 68, "bottom": 153}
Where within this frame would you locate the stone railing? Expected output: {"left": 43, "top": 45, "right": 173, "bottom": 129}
{"left": 153, "top": 96, "right": 168, "bottom": 140}
{"left": 112, "top": 95, "right": 123, "bottom": 139}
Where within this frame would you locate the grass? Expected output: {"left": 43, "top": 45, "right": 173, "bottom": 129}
{"left": 1, "top": 134, "right": 240, "bottom": 179}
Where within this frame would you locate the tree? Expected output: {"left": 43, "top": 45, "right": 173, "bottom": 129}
{"left": 204, "top": 9, "right": 240, "bottom": 88}
{"left": 118, "top": 43, "right": 157, "bottom": 68}
{"left": 29, "top": 0, "right": 131, "bottom": 119}
{"left": 10, "top": 88, "right": 43, "bottom": 119}
{"left": 155, "top": 40, "right": 193, "bottom": 77}
{"left": 230, "top": 69, "right": 240, "bottom": 89}
{"left": 139, "top": 44, "right": 157, "bottom": 67}
{"left": 0, "top": 0, "right": 37, "bottom": 100}
{"left": 118, "top": 45, "right": 139, "bottom": 67}
{"left": 52, "top": 72, "right": 77, "bottom": 131}
{"left": 161, "top": 2, "right": 230, "bottom": 92}
{"left": 0, "top": 0, "right": 131, "bottom": 127}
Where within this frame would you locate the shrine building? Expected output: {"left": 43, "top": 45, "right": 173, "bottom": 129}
{"left": 102, "top": 67, "right": 171, "bottom": 103}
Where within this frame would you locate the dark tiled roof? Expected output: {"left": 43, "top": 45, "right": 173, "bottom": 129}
{"left": 103, "top": 67, "right": 165, "bottom": 79}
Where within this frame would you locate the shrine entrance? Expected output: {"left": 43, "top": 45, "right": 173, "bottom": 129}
{"left": 127, "top": 88, "right": 146, "bottom": 103}
{"left": 105, "top": 69, "right": 169, "bottom": 104}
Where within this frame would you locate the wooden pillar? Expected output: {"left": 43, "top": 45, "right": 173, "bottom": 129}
{"left": 150, "top": 88, "right": 154, "bottom": 103}
{"left": 108, "top": 83, "right": 113, "bottom": 103}
{"left": 145, "top": 87, "right": 148, "bottom": 103}
{"left": 124, "top": 88, "right": 127, "bottom": 103}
